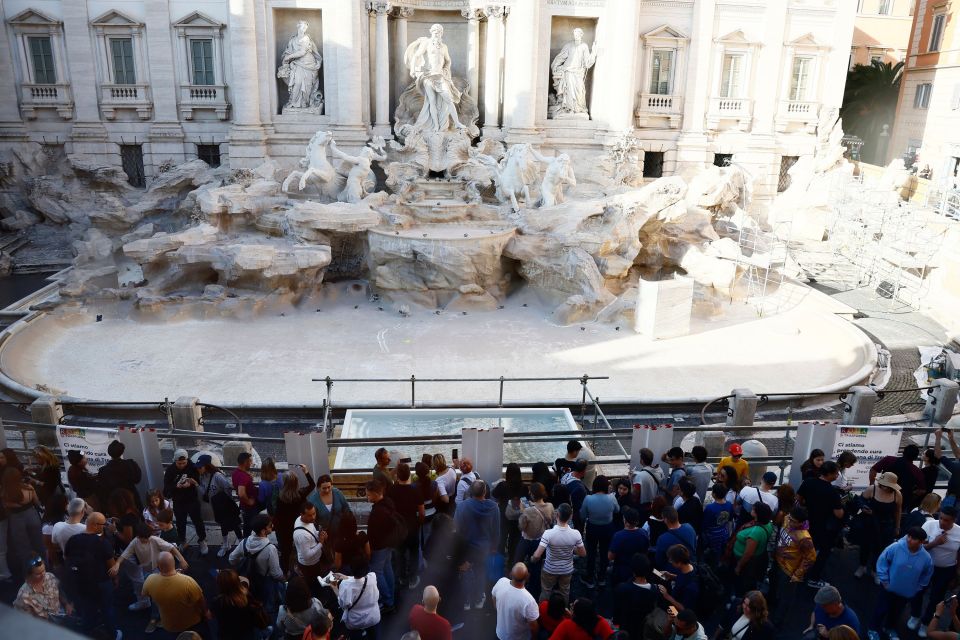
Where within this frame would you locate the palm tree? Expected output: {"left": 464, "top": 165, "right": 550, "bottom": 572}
{"left": 840, "top": 60, "right": 903, "bottom": 164}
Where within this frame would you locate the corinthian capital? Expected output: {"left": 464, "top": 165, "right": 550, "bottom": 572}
{"left": 482, "top": 5, "right": 507, "bottom": 20}
{"left": 396, "top": 7, "right": 415, "bottom": 19}
{"left": 461, "top": 8, "right": 482, "bottom": 21}
{"left": 368, "top": 1, "right": 392, "bottom": 16}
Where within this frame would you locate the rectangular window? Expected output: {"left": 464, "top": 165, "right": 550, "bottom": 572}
{"left": 778, "top": 156, "right": 799, "bottom": 192}
{"left": 643, "top": 151, "right": 664, "bottom": 178}
{"left": 110, "top": 38, "right": 136, "bottom": 84}
{"left": 649, "top": 50, "right": 674, "bottom": 95}
{"left": 930, "top": 14, "right": 946, "bottom": 52}
{"left": 878, "top": 0, "right": 892, "bottom": 15}
{"left": 190, "top": 39, "right": 215, "bottom": 86}
{"left": 714, "top": 153, "right": 733, "bottom": 167}
{"left": 28, "top": 36, "right": 56, "bottom": 84}
{"left": 952, "top": 84, "right": 960, "bottom": 110}
{"left": 871, "top": 54, "right": 883, "bottom": 64}
{"left": 790, "top": 56, "right": 813, "bottom": 101}
{"left": 720, "top": 54, "right": 744, "bottom": 98}
{"left": 120, "top": 144, "right": 145, "bottom": 188}
{"left": 196, "top": 144, "right": 221, "bottom": 167}
{"left": 914, "top": 83, "right": 932, "bottom": 109}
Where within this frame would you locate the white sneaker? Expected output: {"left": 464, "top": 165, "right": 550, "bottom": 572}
{"left": 886, "top": 630, "right": 900, "bottom": 640}
{"left": 199, "top": 541, "right": 209, "bottom": 556}
{"left": 907, "top": 617, "right": 921, "bottom": 631}
{"left": 463, "top": 601, "right": 471, "bottom": 611}
{"left": 920, "top": 625, "right": 929, "bottom": 638}
{"left": 218, "top": 544, "right": 230, "bottom": 558}
{"left": 116, "top": 631, "right": 123, "bottom": 640}
{"left": 854, "top": 566, "right": 867, "bottom": 579}
{"left": 128, "top": 598, "right": 151, "bottom": 612}
{"left": 408, "top": 576, "right": 421, "bottom": 589}
{"left": 474, "top": 593, "right": 486, "bottom": 609}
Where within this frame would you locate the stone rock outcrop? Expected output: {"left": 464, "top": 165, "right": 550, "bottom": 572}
{"left": 368, "top": 226, "right": 515, "bottom": 303}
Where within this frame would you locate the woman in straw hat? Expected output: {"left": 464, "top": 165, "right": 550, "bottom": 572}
{"left": 853, "top": 471, "right": 901, "bottom": 580}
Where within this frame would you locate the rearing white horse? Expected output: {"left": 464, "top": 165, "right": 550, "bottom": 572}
{"left": 281, "top": 130, "right": 338, "bottom": 193}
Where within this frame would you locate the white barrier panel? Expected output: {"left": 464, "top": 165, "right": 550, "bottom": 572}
{"left": 284, "top": 430, "right": 330, "bottom": 479}
{"left": 57, "top": 425, "right": 116, "bottom": 471}
{"left": 461, "top": 427, "right": 504, "bottom": 485}
{"left": 629, "top": 424, "right": 674, "bottom": 473}
{"left": 790, "top": 423, "right": 902, "bottom": 489}
{"left": 58, "top": 424, "right": 163, "bottom": 504}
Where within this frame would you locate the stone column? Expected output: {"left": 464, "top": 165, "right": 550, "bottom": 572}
{"left": 371, "top": 2, "right": 392, "bottom": 138}
{"left": 481, "top": 5, "right": 506, "bottom": 138}
{"left": 227, "top": 0, "right": 266, "bottom": 167}
{"left": 0, "top": 0, "right": 27, "bottom": 140}
{"left": 145, "top": 0, "right": 185, "bottom": 172}
{"left": 394, "top": 7, "right": 413, "bottom": 126}
{"left": 593, "top": 4, "right": 640, "bottom": 143}
{"left": 739, "top": 0, "right": 787, "bottom": 205}
{"left": 62, "top": 0, "right": 109, "bottom": 157}
{"left": 501, "top": 2, "right": 540, "bottom": 143}
{"left": 462, "top": 9, "right": 481, "bottom": 103}
{"left": 675, "top": 0, "right": 716, "bottom": 177}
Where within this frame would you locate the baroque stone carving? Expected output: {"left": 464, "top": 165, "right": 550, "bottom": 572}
{"left": 277, "top": 21, "right": 324, "bottom": 115}
{"left": 531, "top": 151, "right": 576, "bottom": 207}
{"left": 496, "top": 144, "right": 539, "bottom": 211}
{"left": 282, "top": 131, "right": 386, "bottom": 204}
{"left": 403, "top": 24, "right": 468, "bottom": 132}
{"left": 549, "top": 28, "right": 598, "bottom": 119}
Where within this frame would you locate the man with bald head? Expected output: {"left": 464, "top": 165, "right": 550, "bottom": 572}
{"left": 409, "top": 585, "right": 453, "bottom": 640}
{"left": 492, "top": 563, "right": 539, "bottom": 640}
{"left": 65, "top": 511, "right": 121, "bottom": 639}
{"left": 142, "top": 551, "right": 209, "bottom": 637}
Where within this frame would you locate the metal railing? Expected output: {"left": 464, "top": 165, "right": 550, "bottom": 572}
{"left": 311, "top": 374, "right": 611, "bottom": 430}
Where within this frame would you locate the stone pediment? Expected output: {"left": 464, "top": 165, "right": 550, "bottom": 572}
{"left": 788, "top": 32, "right": 830, "bottom": 49}
{"left": 173, "top": 11, "right": 224, "bottom": 29}
{"left": 8, "top": 9, "right": 61, "bottom": 26}
{"left": 91, "top": 9, "right": 143, "bottom": 28}
{"left": 642, "top": 24, "right": 689, "bottom": 43}
{"left": 715, "top": 29, "right": 755, "bottom": 45}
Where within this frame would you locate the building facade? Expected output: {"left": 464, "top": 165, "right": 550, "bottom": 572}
{"left": 889, "top": 0, "right": 960, "bottom": 186}
{"left": 0, "top": 0, "right": 854, "bottom": 203}
{"left": 850, "top": 0, "right": 913, "bottom": 68}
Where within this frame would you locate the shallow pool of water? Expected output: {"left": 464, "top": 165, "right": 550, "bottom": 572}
{"left": 335, "top": 408, "right": 578, "bottom": 470}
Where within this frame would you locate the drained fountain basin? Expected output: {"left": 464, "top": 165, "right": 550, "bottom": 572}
{"left": 334, "top": 407, "right": 579, "bottom": 471}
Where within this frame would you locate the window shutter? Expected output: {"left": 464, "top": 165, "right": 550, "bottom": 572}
{"left": 111, "top": 38, "right": 135, "bottom": 84}
{"left": 28, "top": 37, "right": 56, "bottom": 84}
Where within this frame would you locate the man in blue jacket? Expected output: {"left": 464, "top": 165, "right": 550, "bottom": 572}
{"left": 869, "top": 527, "right": 934, "bottom": 640}
{"left": 454, "top": 479, "right": 500, "bottom": 611}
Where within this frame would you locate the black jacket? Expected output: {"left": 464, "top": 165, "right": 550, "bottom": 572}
{"left": 163, "top": 462, "right": 201, "bottom": 505}
{"left": 98, "top": 458, "right": 143, "bottom": 509}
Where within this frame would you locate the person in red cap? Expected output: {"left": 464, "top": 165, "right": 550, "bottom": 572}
{"left": 718, "top": 443, "right": 750, "bottom": 483}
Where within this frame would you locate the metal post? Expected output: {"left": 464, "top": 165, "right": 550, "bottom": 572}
{"left": 593, "top": 397, "right": 599, "bottom": 428}
{"left": 580, "top": 374, "right": 588, "bottom": 425}
{"left": 779, "top": 426, "right": 791, "bottom": 484}
{"left": 164, "top": 396, "right": 174, "bottom": 432}
{"left": 411, "top": 375, "right": 416, "bottom": 409}
{"left": 325, "top": 377, "right": 333, "bottom": 412}
{"left": 498, "top": 376, "right": 505, "bottom": 408}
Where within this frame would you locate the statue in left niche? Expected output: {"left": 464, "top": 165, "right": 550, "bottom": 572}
{"left": 404, "top": 24, "right": 468, "bottom": 132}
{"left": 277, "top": 20, "right": 324, "bottom": 115}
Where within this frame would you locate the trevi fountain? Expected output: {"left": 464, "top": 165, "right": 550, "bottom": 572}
{"left": 0, "top": 20, "right": 877, "bottom": 407}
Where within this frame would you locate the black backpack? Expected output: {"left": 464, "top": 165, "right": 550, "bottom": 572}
{"left": 237, "top": 539, "right": 270, "bottom": 592}
{"left": 693, "top": 562, "right": 725, "bottom": 617}
{"left": 382, "top": 505, "right": 409, "bottom": 548}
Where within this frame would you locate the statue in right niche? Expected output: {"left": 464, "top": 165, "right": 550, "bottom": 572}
{"left": 550, "top": 28, "right": 598, "bottom": 119}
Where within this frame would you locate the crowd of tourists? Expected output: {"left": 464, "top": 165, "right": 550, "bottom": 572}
{"left": 3, "top": 429, "right": 960, "bottom": 640}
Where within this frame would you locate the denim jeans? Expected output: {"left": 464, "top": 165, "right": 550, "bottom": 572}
{"left": 78, "top": 579, "right": 118, "bottom": 635}
{"left": 584, "top": 521, "right": 614, "bottom": 582}
{"left": 911, "top": 564, "right": 955, "bottom": 622}
{"left": 370, "top": 547, "right": 395, "bottom": 607}
{"left": 462, "top": 546, "right": 488, "bottom": 606}
{"left": 173, "top": 499, "right": 206, "bottom": 544}
{"left": 871, "top": 588, "right": 911, "bottom": 632}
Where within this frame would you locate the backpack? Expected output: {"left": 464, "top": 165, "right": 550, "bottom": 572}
{"left": 551, "top": 482, "right": 571, "bottom": 509}
{"left": 382, "top": 505, "right": 409, "bottom": 548}
{"left": 693, "top": 562, "right": 725, "bottom": 617}
{"left": 237, "top": 539, "right": 270, "bottom": 592}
